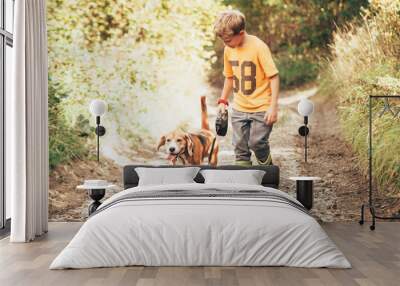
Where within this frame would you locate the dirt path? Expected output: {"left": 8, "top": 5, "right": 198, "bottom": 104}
{"left": 290, "top": 88, "right": 369, "bottom": 222}
{"left": 50, "top": 85, "right": 371, "bottom": 222}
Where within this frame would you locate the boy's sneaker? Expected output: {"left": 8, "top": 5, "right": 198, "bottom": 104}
{"left": 256, "top": 153, "right": 273, "bottom": 166}
{"left": 235, "top": 160, "right": 252, "bottom": 167}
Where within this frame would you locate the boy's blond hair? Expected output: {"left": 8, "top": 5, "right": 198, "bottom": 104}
{"left": 214, "top": 10, "right": 246, "bottom": 38}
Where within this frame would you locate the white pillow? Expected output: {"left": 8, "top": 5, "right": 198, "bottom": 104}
{"left": 200, "top": 169, "right": 265, "bottom": 185}
{"left": 135, "top": 167, "right": 200, "bottom": 186}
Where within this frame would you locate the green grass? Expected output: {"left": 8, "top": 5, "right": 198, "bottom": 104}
{"left": 49, "top": 77, "right": 90, "bottom": 169}
{"left": 319, "top": 0, "right": 400, "bottom": 194}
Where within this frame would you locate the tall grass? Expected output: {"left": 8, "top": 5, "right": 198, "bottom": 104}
{"left": 320, "top": 0, "right": 400, "bottom": 194}
{"left": 49, "top": 78, "right": 90, "bottom": 169}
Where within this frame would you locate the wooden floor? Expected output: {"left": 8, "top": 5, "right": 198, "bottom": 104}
{"left": 0, "top": 222, "right": 399, "bottom": 286}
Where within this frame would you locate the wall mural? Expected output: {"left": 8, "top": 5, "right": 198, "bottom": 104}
{"left": 47, "top": 0, "right": 400, "bottom": 222}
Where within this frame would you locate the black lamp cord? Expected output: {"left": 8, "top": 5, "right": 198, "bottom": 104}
{"left": 96, "top": 116, "right": 100, "bottom": 162}
{"left": 304, "top": 116, "right": 308, "bottom": 163}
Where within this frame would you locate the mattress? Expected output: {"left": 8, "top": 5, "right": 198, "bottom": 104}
{"left": 50, "top": 183, "right": 351, "bottom": 269}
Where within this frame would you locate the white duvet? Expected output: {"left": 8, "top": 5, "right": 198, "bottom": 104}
{"left": 50, "top": 183, "right": 351, "bottom": 269}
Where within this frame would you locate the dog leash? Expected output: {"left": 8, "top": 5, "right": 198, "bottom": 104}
{"left": 207, "top": 136, "right": 217, "bottom": 165}
{"left": 208, "top": 109, "right": 228, "bottom": 165}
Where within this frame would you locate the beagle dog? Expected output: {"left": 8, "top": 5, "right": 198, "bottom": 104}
{"left": 157, "top": 96, "right": 219, "bottom": 166}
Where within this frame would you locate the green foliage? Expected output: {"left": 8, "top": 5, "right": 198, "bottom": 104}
{"left": 276, "top": 56, "right": 319, "bottom": 88}
{"left": 320, "top": 0, "right": 400, "bottom": 193}
{"left": 223, "top": 0, "right": 369, "bottom": 52}
{"left": 48, "top": 77, "right": 90, "bottom": 169}
{"left": 212, "top": 0, "right": 369, "bottom": 88}
{"left": 47, "top": 0, "right": 223, "bottom": 155}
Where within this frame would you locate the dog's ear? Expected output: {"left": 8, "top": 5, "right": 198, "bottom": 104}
{"left": 157, "top": 135, "right": 166, "bottom": 151}
{"left": 185, "top": 134, "right": 194, "bottom": 156}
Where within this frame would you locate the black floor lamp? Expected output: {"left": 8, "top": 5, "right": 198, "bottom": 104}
{"left": 89, "top": 99, "right": 107, "bottom": 162}
{"left": 297, "top": 97, "right": 314, "bottom": 163}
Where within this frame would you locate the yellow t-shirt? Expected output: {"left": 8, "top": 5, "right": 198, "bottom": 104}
{"left": 223, "top": 35, "right": 279, "bottom": 112}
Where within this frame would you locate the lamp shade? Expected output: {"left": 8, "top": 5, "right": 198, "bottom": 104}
{"left": 89, "top": 99, "right": 107, "bottom": 116}
{"left": 297, "top": 98, "right": 314, "bottom": 116}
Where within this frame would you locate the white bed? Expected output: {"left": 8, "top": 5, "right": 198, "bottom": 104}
{"left": 50, "top": 183, "right": 351, "bottom": 269}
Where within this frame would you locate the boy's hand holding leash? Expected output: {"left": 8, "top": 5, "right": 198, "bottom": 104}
{"left": 218, "top": 98, "right": 229, "bottom": 114}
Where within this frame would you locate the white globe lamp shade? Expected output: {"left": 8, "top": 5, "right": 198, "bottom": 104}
{"left": 89, "top": 99, "right": 107, "bottom": 116}
{"left": 297, "top": 98, "right": 314, "bottom": 116}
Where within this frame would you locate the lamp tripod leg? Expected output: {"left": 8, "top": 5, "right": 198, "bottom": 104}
{"left": 359, "top": 203, "right": 365, "bottom": 225}
{"left": 370, "top": 206, "right": 376, "bottom": 231}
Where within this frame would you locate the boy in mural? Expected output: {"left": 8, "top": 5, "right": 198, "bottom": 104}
{"left": 214, "top": 10, "right": 280, "bottom": 166}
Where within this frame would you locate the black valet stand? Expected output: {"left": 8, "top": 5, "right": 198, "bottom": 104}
{"left": 359, "top": 95, "right": 400, "bottom": 230}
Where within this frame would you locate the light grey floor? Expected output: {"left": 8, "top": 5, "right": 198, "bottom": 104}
{"left": 0, "top": 222, "right": 399, "bottom": 286}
